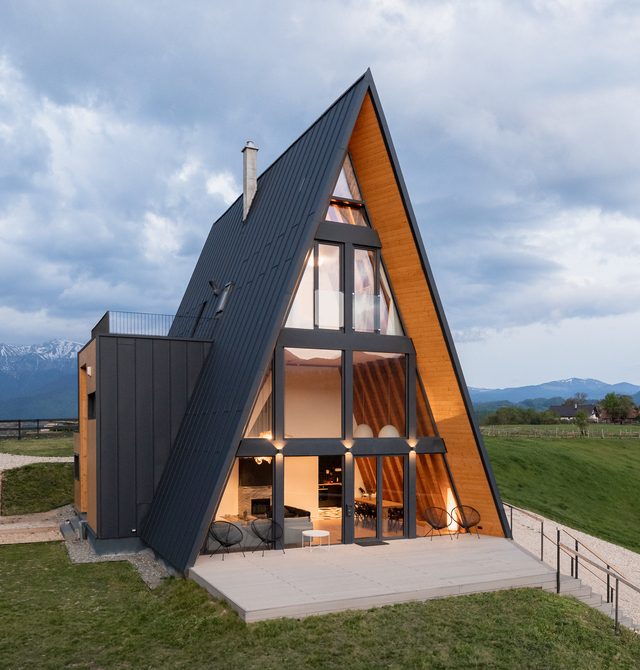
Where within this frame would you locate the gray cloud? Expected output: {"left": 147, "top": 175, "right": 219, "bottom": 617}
{"left": 0, "top": 1, "right": 639, "bottom": 385}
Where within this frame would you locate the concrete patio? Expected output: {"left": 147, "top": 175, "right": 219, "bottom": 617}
{"left": 189, "top": 535, "right": 556, "bottom": 622}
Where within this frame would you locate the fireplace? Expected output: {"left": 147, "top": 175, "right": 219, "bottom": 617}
{"left": 251, "top": 498, "right": 271, "bottom": 517}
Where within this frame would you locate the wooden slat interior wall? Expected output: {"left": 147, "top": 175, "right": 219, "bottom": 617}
{"left": 78, "top": 340, "right": 96, "bottom": 525}
{"left": 348, "top": 94, "right": 504, "bottom": 536}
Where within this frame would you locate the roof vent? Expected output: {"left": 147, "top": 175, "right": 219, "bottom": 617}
{"left": 242, "top": 140, "right": 258, "bottom": 221}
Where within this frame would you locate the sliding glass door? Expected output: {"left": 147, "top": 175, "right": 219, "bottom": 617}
{"left": 354, "top": 455, "right": 405, "bottom": 541}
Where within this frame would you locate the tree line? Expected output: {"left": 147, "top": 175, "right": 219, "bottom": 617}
{"left": 480, "top": 392, "right": 638, "bottom": 426}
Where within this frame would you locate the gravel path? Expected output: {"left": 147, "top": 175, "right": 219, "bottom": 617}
{"left": 0, "top": 453, "right": 74, "bottom": 470}
{"left": 509, "top": 506, "right": 640, "bottom": 626}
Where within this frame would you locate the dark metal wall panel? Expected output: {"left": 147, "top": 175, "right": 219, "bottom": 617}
{"left": 142, "top": 74, "right": 371, "bottom": 571}
{"left": 116, "top": 340, "right": 137, "bottom": 536}
{"left": 152, "top": 339, "right": 171, "bottom": 490}
{"left": 97, "top": 336, "right": 119, "bottom": 537}
{"left": 96, "top": 335, "right": 210, "bottom": 539}
{"left": 135, "top": 338, "right": 154, "bottom": 505}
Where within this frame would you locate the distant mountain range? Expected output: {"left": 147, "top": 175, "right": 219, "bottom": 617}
{"left": 470, "top": 378, "right": 640, "bottom": 406}
{"left": 0, "top": 339, "right": 82, "bottom": 419}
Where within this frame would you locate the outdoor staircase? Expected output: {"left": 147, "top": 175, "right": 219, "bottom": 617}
{"left": 544, "top": 572, "right": 640, "bottom": 632}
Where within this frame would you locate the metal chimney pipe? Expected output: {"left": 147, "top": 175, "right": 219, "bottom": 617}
{"left": 242, "top": 140, "right": 258, "bottom": 221}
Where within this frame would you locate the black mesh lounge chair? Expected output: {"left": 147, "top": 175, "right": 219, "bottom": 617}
{"left": 205, "top": 520, "right": 245, "bottom": 560}
{"left": 451, "top": 505, "right": 481, "bottom": 538}
{"left": 422, "top": 506, "right": 453, "bottom": 540}
{"left": 250, "top": 519, "right": 285, "bottom": 557}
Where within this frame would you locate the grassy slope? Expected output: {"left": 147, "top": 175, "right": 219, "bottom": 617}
{"left": 1, "top": 543, "right": 639, "bottom": 669}
{"left": 486, "top": 437, "right": 640, "bottom": 552}
{"left": 0, "top": 435, "right": 74, "bottom": 457}
{"left": 0, "top": 463, "right": 73, "bottom": 515}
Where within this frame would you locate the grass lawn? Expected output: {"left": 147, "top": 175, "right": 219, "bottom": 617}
{"left": 0, "top": 463, "right": 73, "bottom": 515}
{"left": 486, "top": 437, "right": 640, "bottom": 552}
{"left": 1, "top": 543, "right": 639, "bottom": 669}
{"left": 0, "top": 434, "right": 74, "bottom": 457}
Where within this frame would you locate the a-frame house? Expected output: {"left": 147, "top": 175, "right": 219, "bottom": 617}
{"left": 76, "top": 70, "right": 509, "bottom": 573}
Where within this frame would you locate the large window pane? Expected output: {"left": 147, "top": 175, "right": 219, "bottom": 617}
{"left": 379, "top": 265, "right": 404, "bottom": 336}
{"left": 285, "top": 348, "right": 343, "bottom": 438}
{"left": 285, "top": 251, "right": 314, "bottom": 329}
{"left": 416, "top": 375, "right": 436, "bottom": 437}
{"left": 353, "top": 249, "right": 377, "bottom": 332}
{"left": 316, "top": 244, "right": 342, "bottom": 330}
{"left": 326, "top": 203, "right": 368, "bottom": 226}
{"left": 284, "top": 456, "right": 343, "bottom": 548}
{"left": 353, "top": 351, "right": 406, "bottom": 437}
{"left": 382, "top": 455, "right": 404, "bottom": 537}
{"left": 244, "top": 365, "right": 273, "bottom": 438}
{"left": 332, "top": 155, "right": 362, "bottom": 201}
{"left": 416, "top": 454, "right": 458, "bottom": 536}
{"left": 354, "top": 456, "right": 377, "bottom": 539}
{"left": 209, "top": 457, "right": 273, "bottom": 553}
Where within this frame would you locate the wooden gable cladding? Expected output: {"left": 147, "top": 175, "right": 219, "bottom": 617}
{"left": 348, "top": 93, "right": 505, "bottom": 537}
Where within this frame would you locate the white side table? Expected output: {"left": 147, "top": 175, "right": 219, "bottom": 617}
{"left": 302, "top": 529, "right": 330, "bottom": 550}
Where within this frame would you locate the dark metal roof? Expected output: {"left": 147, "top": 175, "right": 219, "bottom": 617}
{"left": 141, "top": 72, "right": 370, "bottom": 570}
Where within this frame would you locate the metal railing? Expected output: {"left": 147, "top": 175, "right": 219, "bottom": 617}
{"left": 504, "top": 501, "right": 640, "bottom": 632}
{"left": 0, "top": 418, "right": 78, "bottom": 440}
{"left": 91, "top": 311, "right": 214, "bottom": 339}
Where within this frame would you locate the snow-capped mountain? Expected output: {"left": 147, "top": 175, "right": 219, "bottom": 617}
{"left": 0, "top": 339, "right": 81, "bottom": 419}
{"left": 0, "top": 339, "right": 82, "bottom": 374}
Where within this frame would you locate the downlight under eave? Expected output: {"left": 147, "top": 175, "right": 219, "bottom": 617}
{"left": 285, "top": 154, "right": 403, "bottom": 337}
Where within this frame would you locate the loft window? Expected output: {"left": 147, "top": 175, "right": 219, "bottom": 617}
{"left": 353, "top": 250, "right": 404, "bottom": 336}
{"left": 244, "top": 364, "right": 274, "bottom": 439}
{"left": 326, "top": 155, "right": 369, "bottom": 227}
{"left": 285, "top": 244, "right": 343, "bottom": 330}
{"left": 215, "top": 282, "right": 234, "bottom": 318}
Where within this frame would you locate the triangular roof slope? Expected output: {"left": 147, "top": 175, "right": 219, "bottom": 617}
{"left": 141, "top": 74, "right": 370, "bottom": 570}
{"left": 142, "top": 71, "right": 509, "bottom": 572}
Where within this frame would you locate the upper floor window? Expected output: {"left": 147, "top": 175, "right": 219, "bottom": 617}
{"left": 285, "top": 243, "right": 343, "bottom": 330}
{"left": 326, "top": 155, "right": 368, "bottom": 227}
{"left": 353, "top": 251, "right": 403, "bottom": 336}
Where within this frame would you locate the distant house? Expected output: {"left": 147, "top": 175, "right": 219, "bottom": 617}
{"left": 548, "top": 404, "right": 599, "bottom": 422}
{"left": 597, "top": 406, "right": 639, "bottom": 424}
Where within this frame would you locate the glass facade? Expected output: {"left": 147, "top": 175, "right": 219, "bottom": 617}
{"left": 332, "top": 155, "right": 362, "bottom": 201}
{"left": 284, "top": 348, "right": 343, "bottom": 438}
{"left": 416, "top": 374, "right": 436, "bottom": 437}
{"left": 353, "top": 351, "right": 406, "bottom": 438}
{"left": 326, "top": 203, "right": 368, "bottom": 227}
{"left": 244, "top": 365, "right": 273, "bottom": 438}
{"left": 210, "top": 456, "right": 274, "bottom": 552}
{"left": 354, "top": 456, "right": 377, "bottom": 539}
{"left": 284, "top": 456, "right": 342, "bottom": 548}
{"left": 353, "top": 248, "right": 377, "bottom": 332}
{"left": 316, "top": 244, "right": 342, "bottom": 330}
{"left": 379, "top": 265, "right": 403, "bottom": 336}
{"left": 415, "top": 454, "right": 458, "bottom": 535}
{"left": 382, "top": 455, "right": 404, "bottom": 537}
{"left": 285, "top": 251, "right": 314, "bottom": 329}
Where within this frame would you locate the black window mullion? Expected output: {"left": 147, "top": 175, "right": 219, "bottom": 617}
{"left": 375, "top": 249, "right": 381, "bottom": 333}
{"left": 344, "top": 243, "right": 354, "bottom": 332}
{"left": 407, "top": 354, "right": 416, "bottom": 438}
{"left": 313, "top": 242, "right": 319, "bottom": 329}
{"left": 274, "top": 348, "right": 285, "bottom": 441}
{"left": 344, "top": 349, "right": 353, "bottom": 440}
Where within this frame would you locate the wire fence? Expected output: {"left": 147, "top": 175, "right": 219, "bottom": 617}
{"left": 481, "top": 426, "right": 640, "bottom": 439}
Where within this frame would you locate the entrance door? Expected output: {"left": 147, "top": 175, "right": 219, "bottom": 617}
{"left": 354, "top": 455, "right": 405, "bottom": 540}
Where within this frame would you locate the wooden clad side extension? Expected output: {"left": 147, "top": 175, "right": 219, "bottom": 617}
{"left": 77, "top": 339, "right": 97, "bottom": 528}
{"left": 349, "top": 93, "right": 504, "bottom": 536}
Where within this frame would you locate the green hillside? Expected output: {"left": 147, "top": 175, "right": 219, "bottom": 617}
{"left": 486, "top": 437, "right": 640, "bottom": 552}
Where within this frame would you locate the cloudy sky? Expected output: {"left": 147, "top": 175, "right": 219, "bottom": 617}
{"left": 1, "top": 1, "right": 639, "bottom": 388}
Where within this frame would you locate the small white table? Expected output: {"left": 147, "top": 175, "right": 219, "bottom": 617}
{"left": 302, "top": 529, "right": 330, "bottom": 550}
